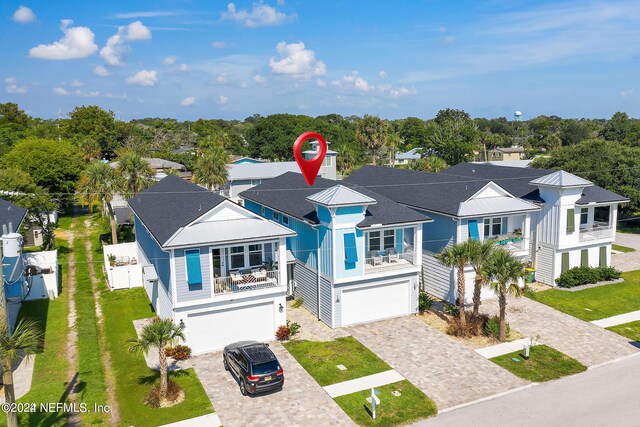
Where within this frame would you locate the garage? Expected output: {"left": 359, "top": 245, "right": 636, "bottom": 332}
{"left": 341, "top": 281, "right": 410, "bottom": 326}
{"left": 186, "top": 302, "right": 275, "bottom": 354}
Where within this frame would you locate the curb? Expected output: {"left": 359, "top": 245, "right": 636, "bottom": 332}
{"left": 587, "top": 350, "right": 640, "bottom": 370}
{"left": 437, "top": 383, "right": 537, "bottom": 414}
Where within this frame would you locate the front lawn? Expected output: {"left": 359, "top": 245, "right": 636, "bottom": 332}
{"left": 334, "top": 380, "right": 437, "bottom": 426}
{"left": 283, "top": 337, "right": 391, "bottom": 386}
{"left": 526, "top": 270, "right": 640, "bottom": 321}
{"left": 612, "top": 244, "right": 635, "bottom": 253}
{"left": 491, "top": 345, "right": 586, "bottom": 382}
{"left": 607, "top": 321, "right": 640, "bottom": 342}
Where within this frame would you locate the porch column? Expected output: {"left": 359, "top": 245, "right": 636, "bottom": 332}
{"left": 611, "top": 205, "right": 618, "bottom": 240}
{"left": 278, "top": 238, "right": 287, "bottom": 287}
{"left": 415, "top": 226, "right": 423, "bottom": 266}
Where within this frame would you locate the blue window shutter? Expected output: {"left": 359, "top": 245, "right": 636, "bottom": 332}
{"left": 185, "top": 250, "right": 202, "bottom": 287}
{"left": 468, "top": 219, "right": 480, "bottom": 240}
{"left": 344, "top": 233, "right": 358, "bottom": 263}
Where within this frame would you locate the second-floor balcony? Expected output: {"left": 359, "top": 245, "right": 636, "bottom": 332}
{"left": 365, "top": 246, "right": 415, "bottom": 274}
{"left": 579, "top": 222, "right": 613, "bottom": 242}
{"left": 214, "top": 269, "right": 280, "bottom": 295}
{"left": 488, "top": 234, "right": 529, "bottom": 254}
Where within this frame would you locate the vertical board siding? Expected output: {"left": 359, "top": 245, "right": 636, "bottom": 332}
{"left": 319, "top": 227, "right": 333, "bottom": 277}
{"left": 422, "top": 251, "right": 456, "bottom": 303}
{"left": 319, "top": 276, "right": 332, "bottom": 327}
{"left": 422, "top": 213, "right": 456, "bottom": 253}
{"left": 174, "top": 247, "right": 212, "bottom": 302}
{"left": 293, "top": 262, "right": 318, "bottom": 318}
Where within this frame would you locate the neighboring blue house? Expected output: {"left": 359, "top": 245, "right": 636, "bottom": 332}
{"left": 240, "top": 172, "right": 431, "bottom": 328}
{"left": 128, "top": 175, "right": 296, "bottom": 354}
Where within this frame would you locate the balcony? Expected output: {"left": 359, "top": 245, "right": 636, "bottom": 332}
{"left": 364, "top": 247, "right": 415, "bottom": 274}
{"left": 579, "top": 222, "right": 613, "bottom": 242}
{"left": 214, "top": 269, "right": 280, "bottom": 295}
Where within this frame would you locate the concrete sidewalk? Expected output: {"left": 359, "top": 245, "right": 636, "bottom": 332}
{"left": 591, "top": 310, "right": 640, "bottom": 328}
{"left": 475, "top": 338, "right": 539, "bottom": 359}
{"left": 323, "top": 369, "right": 404, "bottom": 398}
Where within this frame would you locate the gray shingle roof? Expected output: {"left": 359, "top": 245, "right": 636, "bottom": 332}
{"left": 240, "top": 172, "right": 431, "bottom": 227}
{"left": 0, "top": 198, "right": 27, "bottom": 234}
{"left": 128, "top": 175, "right": 227, "bottom": 246}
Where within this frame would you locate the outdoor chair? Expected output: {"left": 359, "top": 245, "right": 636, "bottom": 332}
{"left": 368, "top": 250, "right": 382, "bottom": 266}
{"left": 387, "top": 248, "right": 400, "bottom": 262}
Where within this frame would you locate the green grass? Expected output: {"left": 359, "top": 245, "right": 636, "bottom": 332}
{"left": 491, "top": 345, "right": 586, "bottom": 382}
{"left": 526, "top": 270, "right": 640, "bottom": 321}
{"left": 612, "top": 244, "right": 635, "bottom": 253}
{"left": 283, "top": 337, "right": 391, "bottom": 386}
{"left": 23, "top": 246, "right": 42, "bottom": 254}
{"left": 334, "top": 380, "right": 437, "bottom": 426}
{"left": 607, "top": 320, "right": 640, "bottom": 342}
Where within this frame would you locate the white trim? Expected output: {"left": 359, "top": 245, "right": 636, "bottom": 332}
{"left": 464, "top": 181, "right": 515, "bottom": 202}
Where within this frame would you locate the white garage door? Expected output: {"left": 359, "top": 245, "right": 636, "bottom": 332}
{"left": 341, "top": 281, "right": 410, "bottom": 326}
{"left": 187, "top": 302, "right": 275, "bottom": 354}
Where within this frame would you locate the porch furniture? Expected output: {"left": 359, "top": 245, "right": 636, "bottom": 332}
{"left": 368, "top": 250, "right": 382, "bottom": 266}
{"left": 387, "top": 248, "right": 400, "bottom": 263}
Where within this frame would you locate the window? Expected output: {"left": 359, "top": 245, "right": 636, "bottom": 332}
{"left": 322, "top": 156, "right": 332, "bottom": 167}
{"left": 251, "top": 179, "right": 262, "bottom": 186}
{"left": 594, "top": 206, "right": 611, "bottom": 224}
{"left": 249, "top": 244, "right": 263, "bottom": 266}
{"left": 344, "top": 233, "right": 358, "bottom": 263}
{"left": 211, "top": 249, "right": 222, "bottom": 278}
{"left": 282, "top": 215, "right": 289, "bottom": 225}
{"left": 273, "top": 211, "right": 279, "bottom": 221}
{"left": 566, "top": 208, "right": 575, "bottom": 233}
{"left": 230, "top": 246, "right": 245, "bottom": 269}
{"left": 561, "top": 252, "right": 569, "bottom": 273}
{"left": 368, "top": 230, "right": 395, "bottom": 251}
{"left": 580, "top": 208, "right": 588, "bottom": 226}
{"left": 483, "top": 218, "right": 503, "bottom": 237}
{"left": 369, "top": 231, "right": 381, "bottom": 251}
{"left": 467, "top": 219, "right": 480, "bottom": 240}
{"left": 581, "top": 249, "right": 588, "bottom": 267}
{"left": 185, "top": 249, "right": 202, "bottom": 290}
{"left": 383, "top": 229, "right": 395, "bottom": 249}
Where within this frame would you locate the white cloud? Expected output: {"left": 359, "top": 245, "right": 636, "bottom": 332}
{"left": 53, "top": 87, "right": 69, "bottom": 96}
{"left": 100, "top": 21, "right": 152, "bottom": 66}
{"left": 5, "top": 77, "right": 17, "bottom": 84}
{"left": 217, "top": 95, "right": 228, "bottom": 105}
{"left": 126, "top": 70, "right": 157, "bottom": 86}
{"left": 221, "top": 2, "right": 295, "bottom": 28}
{"left": 443, "top": 35, "right": 455, "bottom": 44}
{"left": 6, "top": 84, "right": 27, "bottom": 94}
{"left": 110, "top": 11, "right": 180, "bottom": 19}
{"left": 93, "top": 65, "right": 110, "bottom": 76}
{"left": 211, "top": 41, "right": 227, "bottom": 48}
{"left": 620, "top": 88, "right": 634, "bottom": 98}
{"left": 216, "top": 71, "right": 228, "bottom": 83}
{"left": 378, "top": 70, "right": 387, "bottom": 79}
{"left": 253, "top": 74, "right": 267, "bottom": 83}
{"left": 179, "top": 63, "right": 189, "bottom": 72}
{"left": 53, "top": 86, "right": 100, "bottom": 97}
{"left": 102, "top": 92, "right": 128, "bottom": 99}
{"left": 383, "top": 85, "right": 417, "bottom": 98}
{"left": 70, "top": 79, "right": 83, "bottom": 87}
{"left": 29, "top": 20, "right": 98, "bottom": 60}
{"left": 13, "top": 6, "right": 36, "bottom": 24}
{"left": 331, "top": 71, "right": 416, "bottom": 99}
{"left": 316, "top": 79, "right": 326, "bottom": 87}
{"left": 180, "top": 96, "right": 195, "bottom": 106}
{"left": 269, "top": 41, "right": 326, "bottom": 79}
{"left": 163, "top": 56, "right": 177, "bottom": 65}
{"left": 331, "top": 72, "right": 371, "bottom": 92}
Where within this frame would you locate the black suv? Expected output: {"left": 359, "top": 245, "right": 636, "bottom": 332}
{"left": 223, "top": 341, "right": 284, "bottom": 395}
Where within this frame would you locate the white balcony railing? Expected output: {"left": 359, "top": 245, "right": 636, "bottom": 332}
{"left": 365, "top": 247, "right": 415, "bottom": 274}
{"left": 579, "top": 222, "right": 613, "bottom": 242}
{"left": 214, "top": 270, "right": 280, "bottom": 295}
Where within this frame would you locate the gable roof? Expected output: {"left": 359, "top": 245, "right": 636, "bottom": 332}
{"left": 0, "top": 198, "right": 27, "bottom": 234}
{"left": 240, "top": 172, "right": 430, "bottom": 227}
{"left": 128, "top": 175, "right": 227, "bottom": 246}
{"left": 307, "top": 185, "right": 376, "bottom": 207}
{"left": 529, "top": 170, "right": 592, "bottom": 188}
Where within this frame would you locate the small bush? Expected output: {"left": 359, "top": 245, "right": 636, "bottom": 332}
{"left": 275, "top": 325, "right": 291, "bottom": 341}
{"left": 145, "top": 380, "right": 182, "bottom": 408}
{"left": 556, "top": 266, "right": 622, "bottom": 288}
{"left": 287, "top": 320, "right": 301, "bottom": 336}
{"left": 165, "top": 345, "right": 192, "bottom": 361}
{"left": 419, "top": 292, "right": 434, "bottom": 312}
{"left": 443, "top": 303, "right": 459, "bottom": 317}
{"left": 484, "top": 316, "right": 510, "bottom": 339}
{"left": 292, "top": 297, "right": 304, "bottom": 308}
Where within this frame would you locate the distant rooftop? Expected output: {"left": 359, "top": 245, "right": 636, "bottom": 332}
{"left": 110, "top": 157, "right": 186, "bottom": 171}
{"left": 227, "top": 161, "right": 300, "bottom": 181}
{"left": 396, "top": 148, "right": 422, "bottom": 160}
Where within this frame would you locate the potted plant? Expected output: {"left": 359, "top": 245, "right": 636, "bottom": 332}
{"left": 108, "top": 254, "right": 116, "bottom": 267}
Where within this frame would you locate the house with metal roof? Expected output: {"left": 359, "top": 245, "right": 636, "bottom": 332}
{"left": 346, "top": 163, "right": 628, "bottom": 302}
{"left": 240, "top": 172, "right": 431, "bottom": 328}
{"left": 395, "top": 148, "right": 422, "bottom": 165}
{"left": 122, "top": 175, "right": 296, "bottom": 354}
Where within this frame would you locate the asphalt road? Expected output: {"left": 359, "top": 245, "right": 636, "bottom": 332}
{"left": 416, "top": 353, "right": 640, "bottom": 427}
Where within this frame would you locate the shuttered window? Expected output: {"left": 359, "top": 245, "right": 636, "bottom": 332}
{"left": 599, "top": 246, "right": 607, "bottom": 267}
{"left": 581, "top": 249, "right": 588, "bottom": 267}
{"left": 344, "top": 233, "right": 358, "bottom": 263}
{"left": 566, "top": 208, "right": 575, "bottom": 233}
{"left": 561, "top": 252, "right": 569, "bottom": 273}
{"left": 468, "top": 219, "right": 480, "bottom": 240}
{"left": 185, "top": 249, "right": 203, "bottom": 290}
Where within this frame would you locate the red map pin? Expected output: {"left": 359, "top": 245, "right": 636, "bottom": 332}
{"left": 293, "top": 131, "right": 327, "bottom": 186}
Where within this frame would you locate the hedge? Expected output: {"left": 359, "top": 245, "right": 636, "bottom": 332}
{"left": 556, "top": 266, "right": 621, "bottom": 288}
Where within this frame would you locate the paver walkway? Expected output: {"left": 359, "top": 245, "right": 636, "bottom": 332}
{"left": 159, "top": 413, "right": 221, "bottom": 427}
{"left": 475, "top": 338, "right": 541, "bottom": 359}
{"left": 287, "top": 300, "right": 350, "bottom": 341}
{"left": 481, "top": 297, "right": 639, "bottom": 367}
{"left": 0, "top": 354, "right": 34, "bottom": 402}
{"left": 591, "top": 310, "right": 640, "bottom": 328}
{"left": 324, "top": 369, "right": 404, "bottom": 398}
{"left": 191, "top": 343, "right": 354, "bottom": 427}
{"left": 612, "top": 233, "right": 640, "bottom": 272}
{"left": 349, "top": 316, "right": 528, "bottom": 410}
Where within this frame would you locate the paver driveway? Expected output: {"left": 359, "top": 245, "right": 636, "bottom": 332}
{"left": 613, "top": 232, "right": 640, "bottom": 272}
{"left": 481, "top": 297, "right": 639, "bottom": 367}
{"left": 349, "top": 316, "right": 528, "bottom": 411}
{"left": 191, "top": 343, "right": 354, "bottom": 427}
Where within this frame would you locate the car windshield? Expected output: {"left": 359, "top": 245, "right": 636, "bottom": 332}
{"left": 252, "top": 360, "right": 280, "bottom": 375}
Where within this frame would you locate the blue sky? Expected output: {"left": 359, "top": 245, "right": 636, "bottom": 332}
{"left": 1, "top": 0, "right": 639, "bottom": 120}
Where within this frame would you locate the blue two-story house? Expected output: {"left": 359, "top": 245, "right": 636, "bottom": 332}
{"left": 129, "top": 175, "right": 296, "bottom": 354}
{"left": 240, "top": 172, "right": 431, "bottom": 328}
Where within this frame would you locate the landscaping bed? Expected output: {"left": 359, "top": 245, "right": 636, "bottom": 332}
{"left": 490, "top": 344, "right": 586, "bottom": 382}
{"left": 607, "top": 321, "right": 640, "bottom": 342}
{"left": 283, "top": 337, "right": 391, "bottom": 386}
{"left": 334, "top": 380, "right": 437, "bottom": 426}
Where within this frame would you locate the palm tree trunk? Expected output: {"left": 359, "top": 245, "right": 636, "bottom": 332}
{"left": 3, "top": 358, "right": 18, "bottom": 427}
{"left": 106, "top": 202, "right": 118, "bottom": 245}
{"left": 371, "top": 150, "right": 376, "bottom": 165}
{"left": 498, "top": 291, "right": 507, "bottom": 342}
{"left": 159, "top": 346, "right": 168, "bottom": 399}
{"left": 473, "top": 275, "right": 482, "bottom": 315}
{"left": 456, "top": 264, "right": 466, "bottom": 326}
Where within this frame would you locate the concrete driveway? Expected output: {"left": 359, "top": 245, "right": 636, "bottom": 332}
{"left": 613, "top": 232, "right": 640, "bottom": 272}
{"left": 349, "top": 316, "right": 528, "bottom": 411}
{"left": 191, "top": 343, "right": 354, "bottom": 427}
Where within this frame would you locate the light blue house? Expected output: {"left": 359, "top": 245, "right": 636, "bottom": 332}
{"left": 240, "top": 172, "right": 431, "bottom": 328}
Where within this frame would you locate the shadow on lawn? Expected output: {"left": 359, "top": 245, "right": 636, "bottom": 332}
{"left": 136, "top": 369, "right": 189, "bottom": 386}
{"left": 24, "top": 372, "right": 78, "bottom": 427}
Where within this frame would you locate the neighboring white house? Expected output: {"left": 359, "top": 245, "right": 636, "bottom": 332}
{"left": 395, "top": 148, "right": 422, "bottom": 165}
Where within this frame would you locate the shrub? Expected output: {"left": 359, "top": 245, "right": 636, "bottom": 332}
{"left": 556, "top": 266, "right": 622, "bottom": 288}
{"left": 446, "top": 313, "right": 488, "bottom": 338}
{"left": 287, "top": 320, "right": 301, "bottom": 336}
{"left": 443, "top": 303, "right": 459, "bottom": 317}
{"left": 484, "top": 316, "right": 510, "bottom": 340}
{"left": 292, "top": 297, "right": 304, "bottom": 308}
{"left": 419, "top": 292, "right": 434, "bottom": 312}
{"left": 165, "top": 345, "right": 192, "bottom": 361}
{"left": 275, "top": 325, "right": 291, "bottom": 341}
{"left": 145, "top": 380, "right": 182, "bottom": 408}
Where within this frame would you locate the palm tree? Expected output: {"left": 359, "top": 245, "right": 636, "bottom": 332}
{"left": 356, "top": 115, "right": 388, "bottom": 165}
{"left": 484, "top": 248, "right": 526, "bottom": 342}
{"left": 387, "top": 131, "right": 401, "bottom": 167}
{"left": 193, "top": 137, "right": 229, "bottom": 190}
{"left": 0, "top": 318, "right": 43, "bottom": 427}
{"left": 117, "top": 152, "right": 154, "bottom": 196}
{"left": 78, "top": 160, "right": 119, "bottom": 244}
{"left": 127, "top": 318, "right": 185, "bottom": 400}
{"left": 435, "top": 243, "right": 472, "bottom": 326}
{"left": 466, "top": 239, "right": 496, "bottom": 315}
